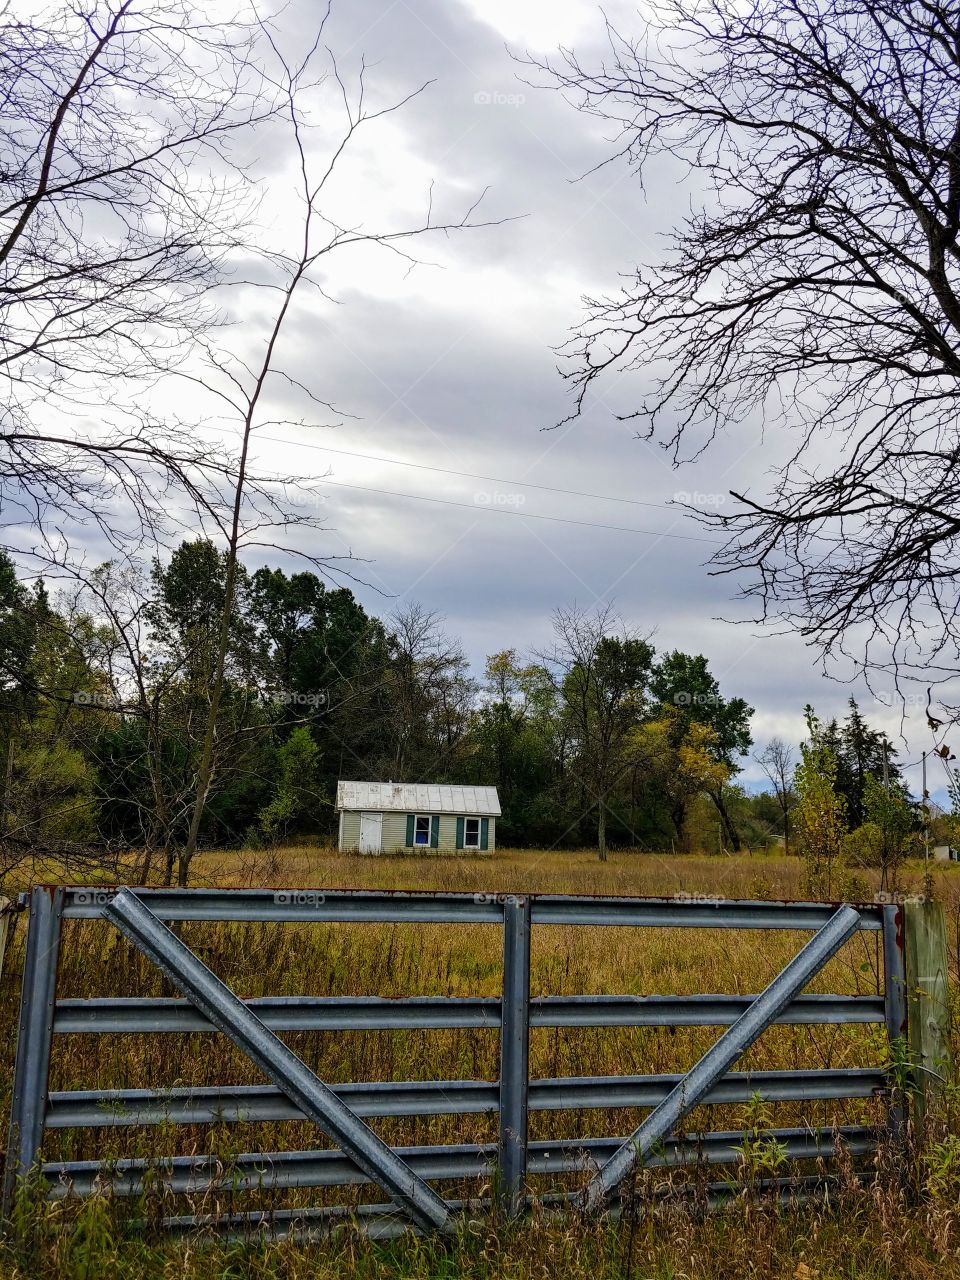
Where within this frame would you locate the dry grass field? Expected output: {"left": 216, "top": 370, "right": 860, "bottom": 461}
{"left": 2, "top": 846, "right": 960, "bottom": 1279}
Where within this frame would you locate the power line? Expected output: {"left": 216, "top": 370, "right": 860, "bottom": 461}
{"left": 309, "top": 477, "right": 724, "bottom": 543}
{"left": 252, "top": 434, "right": 689, "bottom": 513}
{"left": 197, "top": 421, "right": 724, "bottom": 542}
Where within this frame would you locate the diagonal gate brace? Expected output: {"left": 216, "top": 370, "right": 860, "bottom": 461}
{"left": 105, "top": 888, "right": 451, "bottom": 1233}
{"left": 582, "top": 903, "right": 862, "bottom": 1212}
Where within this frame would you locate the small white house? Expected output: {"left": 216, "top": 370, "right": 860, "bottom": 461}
{"left": 336, "top": 781, "right": 501, "bottom": 854}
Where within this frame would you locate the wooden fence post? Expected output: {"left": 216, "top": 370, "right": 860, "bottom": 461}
{"left": 904, "top": 897, "right": 953, "bottom": 1123}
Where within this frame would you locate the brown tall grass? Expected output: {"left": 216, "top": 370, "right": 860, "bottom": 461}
{"left": 2, "top": 847, "right": 960, "bottom": 1279}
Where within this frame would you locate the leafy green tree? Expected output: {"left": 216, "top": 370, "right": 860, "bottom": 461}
{"left": 0, "top": 552, "right": 41, "bottom": 833}
{"left": 1, "top": 580, "right": 103, "bottom": 872}
{"left": 842, "top": 773, "right": 918, "bottom": 890}
{"left": 794, "top": 709, "right": 848, "bottom": 897}
{"left": 148, "top": 541, "right": 262, "bottom": 881}
{"left": 257, "top": 727, "right": 324, "bottom": 844}
{"left": 649, "top": 651, "right": 753, "bottom": 850}
{"left": 547, "top": 607, "right": 654, "bottom": 860}
{"left": 470, "top": 652, "right": 559, "bottom": 845}
{"left": 248, "top": 566, "right": 395, "bottom": 801}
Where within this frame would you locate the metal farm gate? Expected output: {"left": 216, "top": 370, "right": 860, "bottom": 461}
{"left": 1, "top": 886, "right": 906, "bottom": 1237}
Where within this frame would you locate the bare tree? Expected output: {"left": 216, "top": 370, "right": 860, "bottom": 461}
{"left": 386, "top": 603, "right": 475, "bottom": 782}
{"left": 0, "top": 1, "right": 308, "bottom": 558}
{"left": 174, "top": 39, "right": 493, "bottom": 882}
{"left": 757, "top": 737, "right": 796, "bottom": 855}
{"left": 535, "top": 0, "right": 960, "bottom": 684}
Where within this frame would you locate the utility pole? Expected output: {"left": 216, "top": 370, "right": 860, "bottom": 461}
{"left": 922, "top": 750, "right": 930, "bottom": 870}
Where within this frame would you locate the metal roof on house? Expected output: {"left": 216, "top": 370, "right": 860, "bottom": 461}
{"left": 336, "top": 781, "right": 501, "bottom": 816}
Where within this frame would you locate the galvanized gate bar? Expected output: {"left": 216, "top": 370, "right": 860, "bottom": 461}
{"left": 153, "top": 1173, "right": 873, "bottom": 1243}
{"left": 51, "top": 991, "right": 885, "bottom": 1033}
{"left": 62, "top": 888, "right": 505, "bottom": 924}
{"left": 4, "top": 886, "right": 897, "bottom": 1237}
{"left": 498, "top": 894, "right": 531, "bottom": 1216}
{"left": 43, "top": 1066, "right": 887, "bottom": 1128}
{"left": 2, "top": 888, "right": 64, "bottom": 1216}
{"left": 532, "top": 897, "right": 881, "bottom": 930}
{"left": 582, "top": 903, "right": 862, "bottom": 1211}
{"left": 53, "top": 886, "right": 884, "bottom": 930}
{"left": 103, "top": 888, "right": 451, "bottom": 1233}
{"left": 41, "top": 1126, "right": 878, "bottom": 1199}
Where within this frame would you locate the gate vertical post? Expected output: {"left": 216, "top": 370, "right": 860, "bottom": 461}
{"left": 882, "top": 903, "right": 907, "bottom": 1144}
{"left": 2, "top": 888, "right": 64, "bottom": 1217}
{"left": 904, "top": 896, "right": 953, "bottom": 1125}
{"left": 498, "top": 894, "right": 531, "bottom": 1218}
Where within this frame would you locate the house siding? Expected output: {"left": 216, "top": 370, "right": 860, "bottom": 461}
{"left": 340, "top": 811, "right": 361, "bottom": 849}
{"left": 338, "top": 810, "right": 497, "bottom": 853}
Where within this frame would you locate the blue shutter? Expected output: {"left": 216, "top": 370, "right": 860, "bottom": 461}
{"left": 456, "top": 816, "right": 465, "bottom": 849}
{"left": 405, "top": 814, "right": 415, "bottom": 848}
{"left": 430, "top": 815, "right": 440, "bottom": 848}
{"left": 480, "top": 817, "right": 489, "bottom": 851}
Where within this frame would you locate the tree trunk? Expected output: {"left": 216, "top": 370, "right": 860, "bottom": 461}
{"left": 138, "top": 842, "right": 154, "bottom": 884}
{"left": 597, "top": 799, "right": 608, "bottom": 862}
{"left": 1, "top": 725, "right": 15, "bottom": 833}
{"left": 671, "top": 799, "right": 690, "bottom": 853}
{"left": 177, "top": 844, "right": 193, "bottom": 887}
{"left": 710, "top": 787, "right": 741, "bottom": 852}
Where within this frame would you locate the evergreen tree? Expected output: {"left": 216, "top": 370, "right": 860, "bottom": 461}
{"left": 836, "top": 698, "right": 900, "bottom": 828}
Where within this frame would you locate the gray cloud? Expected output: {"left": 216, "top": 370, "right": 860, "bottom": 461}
{"left": 197, "top": 0, "right": 953, "bottom": 796}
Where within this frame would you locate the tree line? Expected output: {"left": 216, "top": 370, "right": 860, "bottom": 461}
{"left": 767, "top": 704, "right": 924, "bottom": 897}
{"left": 0, "top": 540, "right": 776, "bottom": 882}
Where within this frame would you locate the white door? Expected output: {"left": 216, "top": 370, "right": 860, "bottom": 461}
{"left": 358, "top": 811, "right": 383, "bottom": 855}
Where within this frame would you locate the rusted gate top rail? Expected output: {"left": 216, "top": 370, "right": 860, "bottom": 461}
{"left": 2, "top": 886, "right": 905, "bottom": 1237}
{"left": 41, "top": 885, "right": 886, "bottom": 929}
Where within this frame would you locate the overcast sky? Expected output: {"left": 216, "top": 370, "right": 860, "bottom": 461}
{"left": 186, "top": 0, "right": 952, "bottom": 797}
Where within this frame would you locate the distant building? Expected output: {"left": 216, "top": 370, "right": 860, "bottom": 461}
{"left": 335, "top": 781, "right": 501, "bottom": 854}
{"left": 933, "top": 844, "right": 959, "bottom": 862}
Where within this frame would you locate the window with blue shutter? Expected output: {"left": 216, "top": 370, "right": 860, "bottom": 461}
{"left": 430, "top": 815, "right": 440, "bottom": 848}
{"left": 480, "top": 817, "right": 489, "bottom": 850}
{"left": 405, "top": 814, "right": 415, "bottom": 847}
